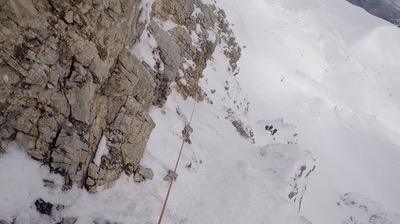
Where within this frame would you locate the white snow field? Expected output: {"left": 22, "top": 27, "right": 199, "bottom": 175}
{"left": 1, "top": 0, "right": 400, "bottom": 223}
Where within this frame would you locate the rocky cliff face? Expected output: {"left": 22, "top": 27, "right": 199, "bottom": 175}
{"left": 0, "top": 0, "right": 240, "bottom": 192}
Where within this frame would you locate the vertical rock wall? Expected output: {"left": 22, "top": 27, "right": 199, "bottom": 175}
{"left": 0, "top": 0, "right": 240, "bottom": 191}
{"left": 0, "top": 0, "right": 155, "bottom": 191}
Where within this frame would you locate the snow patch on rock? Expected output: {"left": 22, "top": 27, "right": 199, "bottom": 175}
{"left": 93, "top": 136, "right": 109, "bottom": 166}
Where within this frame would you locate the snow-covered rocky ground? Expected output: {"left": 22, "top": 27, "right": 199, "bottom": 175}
{"left": 1, "top": 0, "right": 400, "bottom": 223}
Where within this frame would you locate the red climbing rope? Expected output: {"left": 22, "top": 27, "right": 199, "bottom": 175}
{"left": 157, "top": 100, "right": 197, "bottom": 224}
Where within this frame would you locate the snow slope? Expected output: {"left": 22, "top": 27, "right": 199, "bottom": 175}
{"left": 0, "top": 44, "right": 313, "bottom": 224}
{"left": 1, "top": 0, "right": 400, "bottom": 223}
{"left": 216, "top": 0, "right": 400, "bottom": 223}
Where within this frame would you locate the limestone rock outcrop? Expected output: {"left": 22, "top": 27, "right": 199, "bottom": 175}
{"left": 137, "top": 0, "right": 241, "bottom": 105}
{"left": 0, "top": 0, "right": 154, "bottom": 191}
{"left": 0, "top": 0, "right": 240, "bottom": 191}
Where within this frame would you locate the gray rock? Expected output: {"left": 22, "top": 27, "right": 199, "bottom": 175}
{"left": 182, "top": 123, "right": 194, "bottom": 144}
{"left": 133, "top": 165, "right": 154, "bottom": 183}
{"left": 55, "top": 204, "right": 65, "bottom": 211}
{"left": 34, "top": 198, "right": 53, "bottom": 216}
{"left": 0, "top": 0, "right": 239, "bottom": 192}
{"left": 138, "top": 166, "right": 154, "bottom": 180}
{"left": 123, "top": 163, "right": 138, "bottom": 176}
{"left": 58, "top": 217, "right": 77, "bottom": 224}
{"left": 148, "top": 0, "right": 240, "bottom": 104}
{"left": 42, "top": 179, "right": 56, "bottom": 189}
{"left": 0, "top": 0, "right": 155, "bottom": 191}
{"left": 64, "top": 11, "right": 74, "bottom": 24}
{"left": 163, "top": 170, "right": 178, "bottom": 182}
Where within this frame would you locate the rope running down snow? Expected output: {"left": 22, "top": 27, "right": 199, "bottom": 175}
{"left": 157, "top": 100, "right": 197, "bottom": 224}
